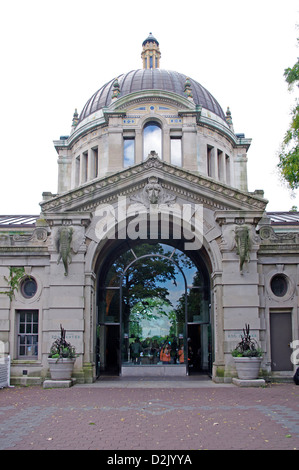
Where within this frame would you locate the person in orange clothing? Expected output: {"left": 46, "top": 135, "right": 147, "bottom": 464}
{"left": 178, "top": 344, "right": 184, "bottom": 363}
{"left": 160, "top": 343, "right": 171, "bottom": 364}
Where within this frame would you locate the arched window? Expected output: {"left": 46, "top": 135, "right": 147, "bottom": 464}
{"left": 143, "top": 121, "right": 162, "bottom": 159}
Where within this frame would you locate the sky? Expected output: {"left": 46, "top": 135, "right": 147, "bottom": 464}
{"left": 0, "top": 0, "right": 298, "bottom": 214}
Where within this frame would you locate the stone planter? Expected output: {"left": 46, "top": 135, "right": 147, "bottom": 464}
{"left": 48, "top": 357, "right": 75, "bottom": 380}
{"left": 234, "top": 357, "right": 262, "bottom": 380}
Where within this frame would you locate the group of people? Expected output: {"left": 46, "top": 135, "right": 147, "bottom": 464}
{"left": 129, "top": 338, "right": 186, "bottom": 365}
{"left": 159, "top": 342, "right": 185, "bottom": 364}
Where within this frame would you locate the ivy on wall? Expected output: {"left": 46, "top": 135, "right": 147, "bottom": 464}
{"left": 1, "top": 267, "right": 25, "bottom": 300}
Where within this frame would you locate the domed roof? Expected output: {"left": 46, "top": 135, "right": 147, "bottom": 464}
{"left": 78, "top": 69, "right": 225, "bottom": 123}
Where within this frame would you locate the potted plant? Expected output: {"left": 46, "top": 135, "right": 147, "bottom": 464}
{"left": 48, "top": 324, "right": 76, "bottom": 380}
{"left": 231, "top": 324, "right": 262, "bottom": 380}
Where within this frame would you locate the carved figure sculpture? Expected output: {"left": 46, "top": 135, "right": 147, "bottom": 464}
{"left": 57, "top": 227, "right": 73, "bottom": 276}
{"left": 130, "top": 176, "right": 176, "bottom": 208}
{"left": 235, "top": 225, "right": 250, "bottom": 272}
{"left": 144, "top": 176, "right": 161, "bottom": 205}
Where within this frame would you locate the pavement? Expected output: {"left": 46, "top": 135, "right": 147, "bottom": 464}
{"left": 0, "top": 376, "right": 299, "bottom": 452}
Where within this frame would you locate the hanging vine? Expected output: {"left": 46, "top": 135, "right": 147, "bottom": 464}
{"left": 1, "top": 267, "right": 25, "bottom": 300}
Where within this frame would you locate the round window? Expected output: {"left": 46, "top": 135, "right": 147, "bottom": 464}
{"left": 270, "top": 274, "right": 288, "bottom": 297}
{"left": 21, "top": 277, "right": 37, "bottom": 299}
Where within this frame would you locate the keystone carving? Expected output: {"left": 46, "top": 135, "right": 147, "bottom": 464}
{"left": 130, "top": 176, "right": 176, "bottom": 209}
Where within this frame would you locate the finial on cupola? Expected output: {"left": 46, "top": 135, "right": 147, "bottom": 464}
{"left": 184, "top": 77, "right": 193, "bottom": 100}
{"left": 112, "top": 78, "right": 121, "bottom": 99}
{"left": 71, "top": 108, "right": 79, "bottom": 130}
{"left": 226, "top": 107, "right": 234, "bottom": 130}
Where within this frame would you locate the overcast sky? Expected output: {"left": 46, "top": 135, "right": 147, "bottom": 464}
{"left": 0, "top": 0, "right": 298, "bottom": 214}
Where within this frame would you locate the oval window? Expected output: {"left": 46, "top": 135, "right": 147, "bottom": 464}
{"left": 270, "top": 274, "right": 288, "bottom": 297}
{"left": 21, "top": 277, "right": 37, "bottom": 299}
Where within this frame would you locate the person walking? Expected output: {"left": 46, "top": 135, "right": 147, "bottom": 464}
{"left": 160, "top": 343, "right": 171, "bottom": 364}
{"left": 131, "top": 339, "right": 142, "bottom": 364}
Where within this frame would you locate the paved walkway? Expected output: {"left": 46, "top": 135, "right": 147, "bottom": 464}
{"left": 0, "top": 378, "right": 298, "bottom": 451}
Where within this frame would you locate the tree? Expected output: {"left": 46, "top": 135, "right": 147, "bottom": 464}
{"left": 278, "top": 38, "right": 299, "bottom": 190}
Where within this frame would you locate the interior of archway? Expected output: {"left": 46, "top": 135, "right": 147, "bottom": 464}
{"left": 95, "top": 239, "right": 212, "bottom": 377}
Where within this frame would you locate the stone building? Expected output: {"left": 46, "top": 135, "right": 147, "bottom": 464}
{"left": 0, "top": 33, "right": 298, "bottom": 385}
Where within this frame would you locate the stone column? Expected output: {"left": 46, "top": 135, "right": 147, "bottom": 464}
{"left": 198, "top": 135, "right": 208, "bottom": 175}
{"left": 182, "top": 122, "right": 197, "bottom": 171}
{"left": 234, "top": 153, "right": 248, "bottom": 191}
{"left": 218, "top": 150, "right": 226, "bottom": 183}
{"left": 80, "top": 152, "right": 88, "bottom": 185}
{"left": 57, "top": 150, "right": 72, "bottom": 193}
{"left": 211, "top": 147, "right": 218, "bottom": 179}
{"left": 108, "top": 122, "right": 123, "bottom": 173}
{"left": 87, "top": 148, "right": 95, "bottom": 181}
{"left": 211, "top": 271, "right": 226, "bottom": 380}
{"left": 225, "top": 154, "right": 232, "bottom": 186}
{"left": 135, "top": 129, "right": 143, "bottom": 164}
{"left": 99, "top": 132, "right": 109, "bottom": 176}
{"left": 163, "top": 128, "right": 170, "bottom": 163}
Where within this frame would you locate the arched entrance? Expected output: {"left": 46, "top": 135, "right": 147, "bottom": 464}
{"left": 95, "top": 241, "right": 212, "bottom": 377}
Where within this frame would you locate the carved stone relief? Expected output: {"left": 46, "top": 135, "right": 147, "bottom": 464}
{"left": 4, "top": 227, "right": 49, "bottom": 245}
{"left": 235, "top": 225, "right": 251, "bottom": 272}
{"left": 220, "top": 222, "right": 258, "bottom": 272}
{"left": 259, "top": 225, "right": 298, "bottom": 243}
{"left": 56, "top": 227, "right": 73, "bottom": 276}
{"left": 130, "top": 176, "right": 176, "bottom": 209}
{"left": 55, "top": 224, "right": 86, "bottom": 276}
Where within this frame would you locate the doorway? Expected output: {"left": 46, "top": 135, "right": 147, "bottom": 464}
{"left": 270, "top": 311, "right": 293, "bottom": 371}
{"left": 105, "top": 325, "right": 120, "bottom": 374}
{"left": 96, "top": 242, "right": 212, "bottom": 377}
{"left": 187, "top": 323, "right": 212, "bottom": 374}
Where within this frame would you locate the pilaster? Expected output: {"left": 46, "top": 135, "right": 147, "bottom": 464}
{"left": 214, "top": 210, "right": 263, "bottom": 379}
{"left": 42, "top": 213, "right": 91, "bottom": 381}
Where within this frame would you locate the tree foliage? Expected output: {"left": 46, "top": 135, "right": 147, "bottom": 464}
{"left": 278, "top": 38, "right": 299, "bottom": 190}
{"left": 121, "top": 244, "right": 178, "bottom": 310}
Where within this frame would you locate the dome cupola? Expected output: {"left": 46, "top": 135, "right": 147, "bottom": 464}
{"left": 78, "top": 33, "right": 225, "bottom": 122}
{"left": 141, "top": 32, "right": 161, "bottom": 69}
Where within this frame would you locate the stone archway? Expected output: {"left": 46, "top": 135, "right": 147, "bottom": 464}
{"left": 83, "top": 186, "right": 224, "bottom": 382}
